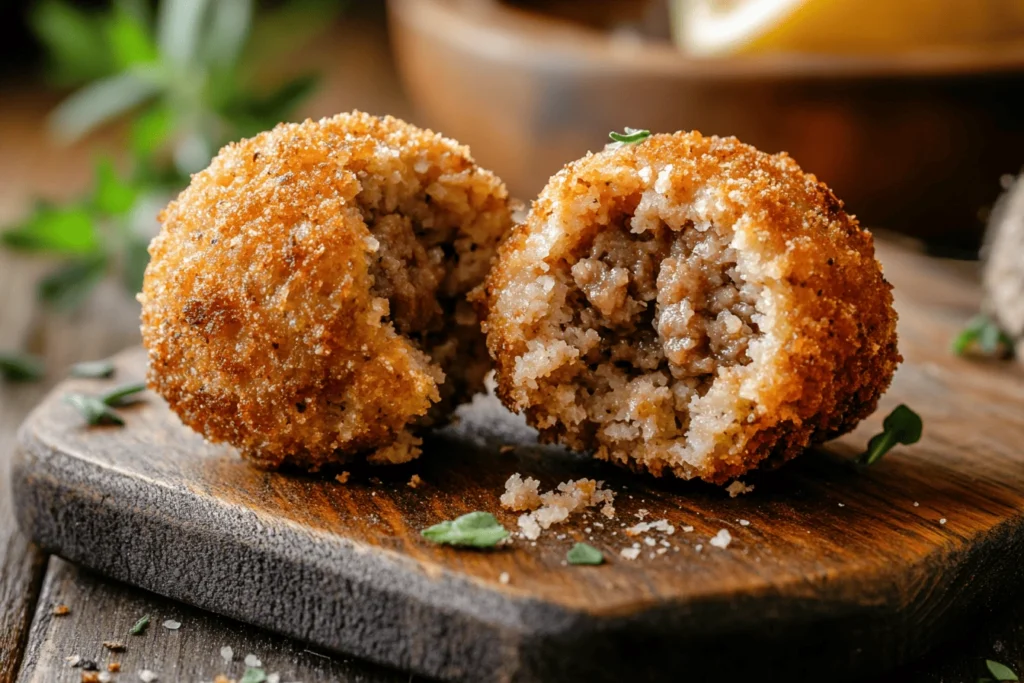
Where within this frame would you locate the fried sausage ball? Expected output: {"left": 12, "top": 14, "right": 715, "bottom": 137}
{"left": 140, "top": 112, "right": 512, "bottom": 469}
{"left": 478, "top": 131, "right": 900, "bottom": 484}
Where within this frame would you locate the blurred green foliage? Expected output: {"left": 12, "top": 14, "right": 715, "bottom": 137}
{"left": 2, "top": 0, "right": 342, "bottom": 310}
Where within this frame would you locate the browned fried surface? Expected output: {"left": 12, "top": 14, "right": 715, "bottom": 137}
{"left": 141, "top": 112, "right": 511, "bottom": 469}
{"left": 479, "top": 131, "right": 900, "bottom": 483}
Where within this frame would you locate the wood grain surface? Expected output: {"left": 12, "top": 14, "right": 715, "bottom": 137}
{"left": 10, "top": 243, "right": 1024, "bottom": 682}
{"left": 15, "top": 557, "right": 407, "bottom": 683}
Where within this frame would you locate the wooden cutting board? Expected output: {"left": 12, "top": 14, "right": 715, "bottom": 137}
{"left": 12, "top": 243, "right": 1024, "bottom": 683}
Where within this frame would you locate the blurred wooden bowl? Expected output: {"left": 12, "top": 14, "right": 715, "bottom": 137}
{"left": 388, "top": 0, "right": 1024, "bottom": 254}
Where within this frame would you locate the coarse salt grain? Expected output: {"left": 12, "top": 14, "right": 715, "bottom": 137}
{"left": 709, "top": 529, "right": 732, "bottom": 549}
{"left": 694, "top": 544, "right": 703, "bottom": 553}
{"left": 682, "top": 526, "right": 694, "bottom": 533}
{"left": 220, "top": 646, "right": 233, "bottom": 662}
{"left": 643, "top": 537, "right": 656, "bottom": 547}
{"left": 66, "top": 655, "right": 81, "bottom": 667}
{"left": 244, "top": 654, "right": 262, "bottom": 668}
{"left": 267, "top": 675, "right": 281, "bottom": 683}
{"left": 939, "top": 518, "right": 947, "bottom": 525}
{"left": 738, "top": 519, "right": 750, "bottom": 526}
{"left": 162, "top": 620, "right": 181, "bottom": 631}
{"left": 139, "top": 671, "right": 158, "bottom": 682}
{"left": 913, "top": 501, "right": 920, "bottom": 507}
{"left": 499, "top": 572, "right": 510, "bottom": 584}
{"left": 620, "top": 547, "right": 640, "bottom": 560}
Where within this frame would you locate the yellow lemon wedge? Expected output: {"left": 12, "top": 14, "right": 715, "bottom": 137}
{"left": 672, "top": 0, "right": 1024, "bottom": 56}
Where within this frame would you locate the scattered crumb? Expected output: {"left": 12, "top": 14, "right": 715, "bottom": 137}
{"left": 913, "top": 501, "right": 920, "bottom": 507}
{"left": 838, "top": 503, "right": 845, "bottom": 507}
{"left": 709, "top": 529, "right": 732, "bottom": 549}
{"left": 601, "top": 503, "right": 616, "bottom": 519}
{"left": 245, "top": 654, "right": 262, "bottom": 668}
{"left": 694, "top": 544, "right": 703, "bottom": 553}
{"left": 138, "top": 671, "right": 158, "bottom": 682}
{"left": 656, "top": 547, "right": 667, "bottom": 555}
{"left": 267, "top": 674, "right": 280, "bottom": 683}
{"left": 499, "top": 572, "right": 510, "bottom": 585}
{"left": 407, "top": 474, "right": 423, "bottom": 489}
{"left": 108, "top": 663, "right": 120, "bottom": 673}
{"left": 584, "top": 527, "right": 592, "bottom": 533}
{"left": 53, "top": 604, "right": 70, "bottom": 616}
{"left": 625, "top": 519, "right": 675, "bottom": 536}
{"left": 102, "top": 641, "right": 125, "bottom": 652}
{"left": 620, "top": 547, "right": 640, "bottom": 560}
{"left": 81, "top": 672, "right": 100, "bottom": 683}
{"left": 643, "top": 537, "right": 656, "bottom": 547}
{"left": 214, "top": 676, "right": 230, "bottom": 683}
{"left": 726, "top": 480, "right": 754, "bottom": 498}
{"left": 220, "top": 646, "right": 233, "bottom": 662}
{"left": 162, "top": 620, "right": 181, "bottom": 631}
{"left": 98, "top": 673, "right": 112, "bottom": 683}
{"left": 335, "top": 471, "right": 350, "bottom": 484}
{"left": 939, "top": 518, "right": 947, "bottom": 525}
{"left": 501, "top": 473, "right": 543, "bottom": 511}
{"left": 66, "top": 655, "right": 81, "bottom": 667}
{"left": 515, "top": 478, "right": 616, "bottom": 538}
{"left": 593, "top": 522, "right": 604, "bottom": 528}
{"left": 659, "top": 540, "right": 670, "bottom": 547}
{"left": 682, "top": 525, "right": 694, "bottom": 533}
{"left": 499, "top": 445, "right": 516, "bottom": 454}
{"left": 738, "top": 519, "right": 750, "bottom": 527}
{"left": 635, "top": 509, "right": 650, "bottom": 520}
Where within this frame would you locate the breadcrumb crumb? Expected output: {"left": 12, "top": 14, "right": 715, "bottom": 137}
{"left": 335, "top": 472, "right": 350, "bottom": 484}
{"left": 709, "top": 529, "right": 732, "bottom": 549}
{"left": 407, "top": 474, "right": 423, "bottom": 489}
{"left": 620, "top": 547, "right": 640, "bottom": 560}
{"left": 726, "top": 480, "right": 754, "bottom": 498}
{"left": 500, "top": 473, "right": 542, "bottom": 511}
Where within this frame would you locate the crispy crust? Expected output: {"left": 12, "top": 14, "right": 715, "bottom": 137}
{"left": 478, "top": 131, "right": 900, "bottom": 483}
{"left": 141, "top": 112, "right": 510, "bottom": 469}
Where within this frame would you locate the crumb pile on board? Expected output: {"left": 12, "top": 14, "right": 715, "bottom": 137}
{"left": 500, "top": 474, "right": 615, "bottom": 540}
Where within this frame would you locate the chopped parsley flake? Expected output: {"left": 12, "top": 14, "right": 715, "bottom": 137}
{"left": 421, "top": 511, "right": 509, "bottom": 548}
{"left": 566, "top": 542, "right": 604, "bottom": 565}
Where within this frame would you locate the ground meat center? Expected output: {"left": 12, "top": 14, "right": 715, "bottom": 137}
{"left": 565, "top": 215, "right": 760, "bottom": 438}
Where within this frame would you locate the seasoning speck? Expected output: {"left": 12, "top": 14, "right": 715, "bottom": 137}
{"left": 220, "top": 646, "right": 233, "bottom": 662}
{"left": 53, "top": 604, "right": 71, "bottom": 616}
{"left": 162, "top": 619, "right": 181, "bottom": 631}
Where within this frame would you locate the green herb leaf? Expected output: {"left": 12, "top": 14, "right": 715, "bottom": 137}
{"left": 239, "top": 668, "right": 267, "bottom": 683}
{"left": 30, "top": 0, "right": 113, "bottom": 85}
{"left": 130, "top": 104, "right": 176, "bottom": 157}
{"left": 70, "top": 359, "right": 116, "bottom": 379}
{"left": 609, "top": 127, "right": 651, "bottom": 144}
{"left": 101, "top": 382, "right": 147, "bottom": 407}
{"left": 1, "top": 205, "right": 99, "bottom": 254}
{"left": 157, "top": 0, "right": 212, "bottom": 68}
{"left": 225, "top": 73, "right": 320, "bottom": 136}
{"left": 203, "top": 0, "right": 254, "bottom": 68}
{"left": 106, "top": 2, "right": 158, "bottom": 68}
{"left": 128, "top": 614, "right": 151, "bottom": 635}
{"left": 65, "top": 394, "right": 125, "bottom": 426}
{"left": 566, "top": 542, "right": 604, "bottom": 565}
{"left": 38, "top": 255, "right": 107, "bottom": 310}
{"left": 952, "top": 314, "right": 1014, "bottom": 359}
{"left": 0, "top": 353, "right": 45, "bottom": 382}
{"left": 93, "top": 158, "right": 138, "bottom": 216}
{"left": 49, "top": 70, "right": 162, "bottom": 144}
{"left": 987, "top": 660, "right": 1020, "bottom": 682}
{"left": 857, "top": 404, "right": 923, "bottom": 467}
{"left": 422, "top": 511, "right": 509, "bottom": 548}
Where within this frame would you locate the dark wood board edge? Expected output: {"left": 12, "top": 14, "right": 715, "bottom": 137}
{"left": 12, "top": 381, "right": 1024, "bottom": 683}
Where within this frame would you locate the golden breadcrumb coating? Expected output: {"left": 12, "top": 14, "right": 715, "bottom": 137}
{"left": 141, "top": 112, "right": 511, "bottom": 469}
{"left": 478, "top": 131, "right": 900, "bottom": 484}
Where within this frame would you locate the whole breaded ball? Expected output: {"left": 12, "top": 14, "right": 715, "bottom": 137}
{"left": 141, "top": 112, "right": 512, "bottom": 469}
{"left": 478, "top": 131, "right": 900, "bottom": 484}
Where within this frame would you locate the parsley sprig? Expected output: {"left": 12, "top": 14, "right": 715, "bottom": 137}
{"left": 609, "top": 127, "right": 651, "bottom": 144}
{"left": 566, "top": 542, "right": 604, "bottom": 566}
{"left": 858, "top": 404, "right": 923, "bottom": 467}
{"left": 0, "top": 352, "right": 46, "bottom": 383}
{"left": 65, "top": 381, "right": 147, "bottom": 426}
{"left": 3, "top": 0, "right": 340, "bottom": 310}
{"left": 422, "top": 512, "right": 509, "bottom": 548}
{"left": 953, "top": 314, "right": 1014, "bottom": 359}
{"left": 981, "top": 659, "right": 1019, "bottom": 682}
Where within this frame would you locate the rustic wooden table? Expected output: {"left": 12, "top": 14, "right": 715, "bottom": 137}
{"left": 1, "top": 13, "right": 1023, "bottom": 683}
